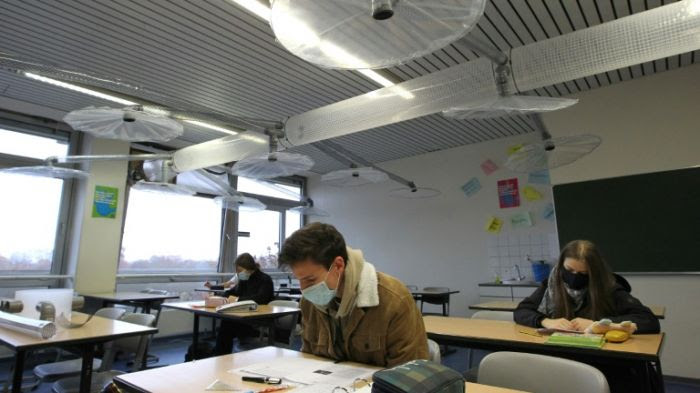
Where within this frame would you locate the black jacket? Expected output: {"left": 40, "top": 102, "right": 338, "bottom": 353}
{"left": 514, "top": 281, "right": 660, "bottom": 334}
{"left": 220, "top": 270, "right": 274, "bottom": 305}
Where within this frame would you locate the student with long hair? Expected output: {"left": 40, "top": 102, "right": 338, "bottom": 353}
{"left": 214, "top": 253, "right": 274, "bottom": 355}
{"left": 515, "top": 240, "right": 659, "bottom": 333}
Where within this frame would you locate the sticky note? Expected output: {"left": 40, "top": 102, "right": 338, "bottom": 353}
{"left": 485, "top": 217, "right": 503, "bottom": 234}
{"left": 528, "top": 170, "right": 550, "bottom": 185}
{"left": 542, "top": 203, "right": 555, "bottom": 221}
{"left": 461, "top": 177, "right": 482, "bottom": 198}
{"left": 522, "top": 185, "right": 543, "bottom": 201}
{"left": 507, "top": 144, "right": 524, "bottom": 156}
{"left": 480, "top": 159, "right": 499, "bottom": 175}
{"left": 511, "top": 212, "right": 533, "bottom": 228}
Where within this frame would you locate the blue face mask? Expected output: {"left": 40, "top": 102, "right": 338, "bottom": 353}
{"left": 237, "top": 271, "right": 251, "bottom": 281}
{"left": 302, "top": 267, "right": 338, "bottom": 306}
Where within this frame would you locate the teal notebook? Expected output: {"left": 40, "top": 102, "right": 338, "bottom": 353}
{"left": 545, "top": 333, "right": 605, "bottom": 349}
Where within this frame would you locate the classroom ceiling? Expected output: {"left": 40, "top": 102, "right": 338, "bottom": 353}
{"left": 0, "top": 0, "right": 697, "bottom": 174}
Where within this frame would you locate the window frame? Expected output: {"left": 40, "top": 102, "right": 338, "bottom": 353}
{"left": 0, "top": 115, "right": 76, "bottom": 288}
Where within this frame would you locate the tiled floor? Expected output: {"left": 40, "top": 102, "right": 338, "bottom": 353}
{"left": 1, "top": 335, "right": 698, "bottom": 392}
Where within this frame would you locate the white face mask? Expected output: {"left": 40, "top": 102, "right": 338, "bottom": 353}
{"left": 301, "top": 267, "right": 338, "bottom": 306}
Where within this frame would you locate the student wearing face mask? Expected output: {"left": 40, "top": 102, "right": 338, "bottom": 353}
{"left": 514, "top": 240, "right": 659, "bottom": 334}
{"left": 278, "top": 222, "right": 429, "bottom": 368}
{"left": 214, "top": 253, "right": 274, "bottom": 355}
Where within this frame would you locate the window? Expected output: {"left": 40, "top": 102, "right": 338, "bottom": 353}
{"left": 119, "top": 189, "right": 223, "bottom": 273}
{"left": 0, "top": 128, "right": 68, "bottom": 159}
{"left": 237, "top": 210, "right": 281, "bottom": 270}
{"left": 235, "top": 177, "right": 304, "bottom": 270}
{"left": 0, "top": 127, "right": 70, "bottom": 274}
{"left": 237, "top": 176, "right": 302, "bottom": 201}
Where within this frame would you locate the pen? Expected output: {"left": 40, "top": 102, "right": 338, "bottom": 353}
{"left": 242, "top": 376, "right": 282, "bottom": 385}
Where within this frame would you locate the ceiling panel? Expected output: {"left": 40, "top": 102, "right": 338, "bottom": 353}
{"left": 0, "top": 0, "right": 695, "bottom": 175}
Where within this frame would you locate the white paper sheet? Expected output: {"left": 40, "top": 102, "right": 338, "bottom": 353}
{"left": 230, "top": 358, "right": 376, "bottom": 388}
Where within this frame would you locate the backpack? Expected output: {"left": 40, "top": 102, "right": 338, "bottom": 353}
{"left": 372, "top": 359, "right": 464, "bottom": 393}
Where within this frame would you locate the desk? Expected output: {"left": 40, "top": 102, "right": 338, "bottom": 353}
{"left": 412, "top": 289, "right": 460, "bottom": 316}
{"left": 161, "top": 301, "right": 299, "bottom": 359}
{"left": 81, "top": 292, "right": 180, "bottom": 315}
{"left": 114, "top": 346, "right": 527, "bottom": 393}
{"left": 424, "top": 316, "right": 665, "bottom": 393}
{"left": 0, "top": 312, "right": 156, "bottom": 393}
{"left": 469, "top": 300, "right": 667, "bottom": 319}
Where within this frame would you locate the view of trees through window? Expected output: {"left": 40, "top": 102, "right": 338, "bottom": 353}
{"left": 119, "top": 189, "right": 222, "bottom": 272}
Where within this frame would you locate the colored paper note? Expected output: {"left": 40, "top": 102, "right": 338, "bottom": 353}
{"left": 523, "top": 185, "right": 543, "bottom": 201}
{"left": 480, "top": 159, "right": 499, "bottom": 175}
{"left": 485, "top": 217, "right": 503, "bottom": 234}
{"left": 507, "top": 144, "right": 524, "bottom": 156}
{"left": 92, "top": 185, "right": 118, "bottom": 218}
{"left": 461, "top": 177, "right": 482, "bottom": 198}
{"left": 497, "top": 178, "right": 520, "bottom": 208}
{"left": 511, "top": 211, "right": 533, "bottom": 228}
{"left": 542, "top": 203, "right": 555, "bottom": 221}
{"left": 528, "top": 170, "right": 551, "bottom": 185}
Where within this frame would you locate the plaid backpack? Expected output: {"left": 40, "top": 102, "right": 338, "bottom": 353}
{"left": 372, "top": 360, "right": 465, "bottom": 393}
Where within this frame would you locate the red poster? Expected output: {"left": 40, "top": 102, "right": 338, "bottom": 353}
{"left": 498, "top": 178, "right": 520, "bottom": 208}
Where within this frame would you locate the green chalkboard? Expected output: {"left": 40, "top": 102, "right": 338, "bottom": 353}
{"left": 553, "top": 167, "right": 700, "bottom": 273}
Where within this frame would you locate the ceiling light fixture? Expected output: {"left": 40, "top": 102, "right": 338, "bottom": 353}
{"left": 230, "top": 0, "right": 409, "bottom": 95}
{"left": 183, "top": 120, "right": 239, "bottom": 135}
{"left": 24, "top": 72, "right": 138, "bottom": 106}
{"left": 231, "top": 0, "right": 271, "bottom": 20}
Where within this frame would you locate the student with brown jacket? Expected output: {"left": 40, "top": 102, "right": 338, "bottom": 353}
{"left": 278, "top": 222, "right": 429, "bottom": 367}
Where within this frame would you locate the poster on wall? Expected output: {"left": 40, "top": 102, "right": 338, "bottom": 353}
{"left": 484, "top": 216, "right": 503, "bottom": 234}
{"left": 497, "top": 178, "right": 520, "bottom": 208}
{"left": 92, "top": 185, "right": 118, "bottom": 219}
{"left": 461, "top": 177, "right": 482, "bottom": 198}
{"left": 480, "top": 159, "right": 499, "bottom": 175}
{"left": 511, "top": 211, "right": 533, "bottom": 228}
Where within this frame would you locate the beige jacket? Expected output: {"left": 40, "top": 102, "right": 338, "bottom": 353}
{"left": 300, "top": 248, "right": 429, "bottom": 367}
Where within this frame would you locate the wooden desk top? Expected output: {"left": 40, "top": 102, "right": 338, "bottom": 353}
{"left": 81, "top": 291, "right": 180, "bottom": 302}
{"left": 424, "top": 316, "right": 664, "bottom": 361}
{"left": 0, "top": 312, "right": 157, "bottom": 351}
{"left": 161, "top": 301, "right": 299, "bottom": 320}
{"left": 114, "top": 346, "right": 527, "bottom": 393}
{"left": 469, "top": 300, "right": 666, "bottom": 319}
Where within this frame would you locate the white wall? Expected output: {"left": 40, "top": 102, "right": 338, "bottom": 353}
{"left": 308, "top": 132, "right": 557, "bottom": 319}
{"left": 309, "top": 64, "right": 699, "bottom": 378}
{"left": 544, "top": 63, "right": 700, "bottom": 379}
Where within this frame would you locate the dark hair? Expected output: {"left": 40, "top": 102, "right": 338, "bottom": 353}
{"left": 278, "top": 222, "right": 349, "bottom": 269}
{"left": 235, "top": 253, "right": 258, "bottom": 271}
{"left": 553, "top": 240, "right": 615, "bottom": 320}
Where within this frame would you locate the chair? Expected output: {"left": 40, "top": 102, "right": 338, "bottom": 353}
{"left": 478, "top": 352, "right": 610, "bottom": 393}
{"left": 33, "top": 308, "right": 128, "bottom": 383}
{"left": 464, "top": 311, "right": 515, "bottom": 380}
{"left": 419, "top": 287, "right": 451, "bottom": 316}
{"left": 427, "top": 339, "right": 441, "bottom": 363}
{"left": 51, "top": 312, "right": 156, "bottom": 393}
{"left": 266, "top": 300, "right": 300, "bottom": 348}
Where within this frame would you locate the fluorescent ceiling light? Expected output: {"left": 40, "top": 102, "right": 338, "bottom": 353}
{"left": 232, "top": 0, "right": 413, "bottom": 98}
{"left": 183, "top": 119, "right": 239, "bottom": 135}
{"left": 231, "top": 0, "right": 271, "bottom": 20}
{"left": 24, "top": 72, "right": 138, "bottom": 106}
